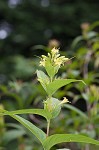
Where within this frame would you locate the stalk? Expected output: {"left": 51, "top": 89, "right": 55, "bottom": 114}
{"left": 46, "top": 119, "right": 50, "bottom": 137}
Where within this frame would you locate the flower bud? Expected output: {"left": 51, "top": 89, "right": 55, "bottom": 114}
{"left": 44, "top": 97, "right": 61, "bottom": 118}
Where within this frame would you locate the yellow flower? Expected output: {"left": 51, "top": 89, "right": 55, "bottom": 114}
{"left": 39, "top": 60, "right": 45, "bottom": 66}
{"left": 39, "top": 47, "right": 70, "bottom": 70}
{"left": 39, "top": 55, "right": 47, "bottom": 66}
{"left": 51, "top": 47, "right": 59, "bottom": 56}
{"left": 54, "top": 56, "right": 69, "bottom": 67}
{"left": 60, "top": 97, "right": 70, "bottom": 105}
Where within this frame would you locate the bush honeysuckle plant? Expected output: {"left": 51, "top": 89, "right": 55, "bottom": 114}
{"left": 0, "top": 48, "right": 99, "bottom": 150}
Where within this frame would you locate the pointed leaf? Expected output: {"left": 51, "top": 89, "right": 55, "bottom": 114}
{"left": 46, "top": 79, "right": 85, "bottom": 96}
{"left": 45, "top": 58, "right": 55, "bottom": 78}
{"left": 9, "top": 114, "right": 46, "bottom": 144}
{"left": 43, "top": 134, "right": 99, "bottom": 150}
{"left": 0, "top": 109, "right": 51, "bottom": 120}
{"left": 37, "top": 70, "right": 49, "bottom": 91}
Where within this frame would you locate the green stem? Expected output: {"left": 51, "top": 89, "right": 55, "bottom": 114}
{"left": 50, "top": 76, "right": 53, "bottom": 82}
{"left": 46, "top": 120, "right": 50, "bottom": 137}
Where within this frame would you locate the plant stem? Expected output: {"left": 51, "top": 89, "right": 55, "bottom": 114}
{"left": 50, "top": 76, "right": 53, "bottom": 82}
{"left": 46, "top": 120, "right": 50, "bottom": 137}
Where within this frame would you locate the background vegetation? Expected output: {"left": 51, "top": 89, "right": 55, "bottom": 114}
{"left": 0, "top": 0, "right": 99, "bottom": 150}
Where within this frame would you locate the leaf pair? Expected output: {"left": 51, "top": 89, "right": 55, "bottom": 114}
{"left": 1, "top": 109, "right": 99, "bottom": 150}
{"left": 37, "top": 70, "right": 85, "bottom": 96}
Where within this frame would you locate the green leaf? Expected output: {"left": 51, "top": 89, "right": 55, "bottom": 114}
{"left": 71, "top": 35, "right": 83, "bottom": 49}
{"left": 0, "top": 109, "right": 8, "bottom": 115}
{"left": 45, "top": 58, "right": 56, "bottom": 79}
{"left": 2, "top": 129, "right": 26, "bottom": 144}
{"left": 43, "top": 134, "right": 99, "bottom": 150}
{"left": 37, "top": 70, "right": 50, "bottom": 91}
{"left": 0, "top": 109, "right": 51, "bottom": 120}
{"left": 46, "top": 79, "right": 85, "bottom": 96}
{"left": 89, "top": 21, "right": 99, "bottom": 31}
{"left": 9, "top": 114, "right": 46, "bottom": 144}
{"left": 64, "top": 104, "right": 88, "bottom": 120}
{"left": 6, "top": 123, "right": 25, "bottom": 130}
{"left": 0, "top": 86, "right": 23, "bottom": 108}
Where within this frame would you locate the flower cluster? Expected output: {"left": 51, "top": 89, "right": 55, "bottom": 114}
{"left": 40, "top": 47, "right": 69, "bottom": 68}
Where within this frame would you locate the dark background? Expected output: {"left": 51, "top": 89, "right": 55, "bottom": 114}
{"left": 0, "top": 0, "right": 99, "bottom": 57}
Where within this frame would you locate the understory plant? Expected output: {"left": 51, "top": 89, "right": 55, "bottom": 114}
{"left": 0, "top": 48, "right": 99, "bottom": 150}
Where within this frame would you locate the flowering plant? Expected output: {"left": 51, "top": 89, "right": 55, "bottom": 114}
{"left": 0, "top": 48, "right": 99, "bottom": 150}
